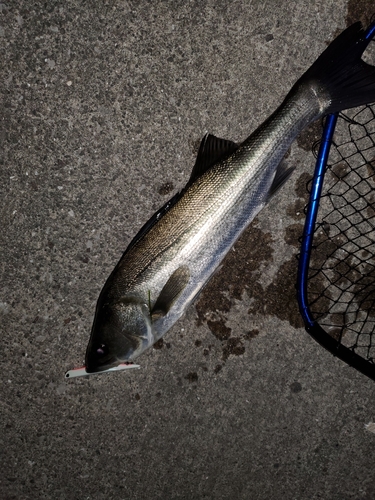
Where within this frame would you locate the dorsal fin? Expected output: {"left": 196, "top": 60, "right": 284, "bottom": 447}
{"left": 188, "top": 133, "right": 238, "bottom": 185}
{"left": 123, "top": 192, "right": 182, "bottom": 255}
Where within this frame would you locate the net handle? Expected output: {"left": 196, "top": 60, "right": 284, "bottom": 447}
{"left": 297, "top": 113, "right": 338, "bottom": 327}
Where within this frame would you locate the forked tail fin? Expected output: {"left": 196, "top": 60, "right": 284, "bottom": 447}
{"left": 300, "top": 21, "right": 375, "bottom": 114}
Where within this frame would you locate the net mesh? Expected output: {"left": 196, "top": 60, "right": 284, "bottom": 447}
{"left": 307, "top": 104, "right": 375, "bottom": 363}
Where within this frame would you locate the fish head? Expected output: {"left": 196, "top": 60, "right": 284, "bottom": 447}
{"left": 85, "top": 299, "right": 152, "bottom": 372}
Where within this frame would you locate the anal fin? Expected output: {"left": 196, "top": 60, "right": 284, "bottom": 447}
{"left": 267, "top": 161, "right": 295, "bottom": 201}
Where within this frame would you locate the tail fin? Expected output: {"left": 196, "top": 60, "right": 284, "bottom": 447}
{"left": 301, "top": 22, "right": 375, "bottom": 114}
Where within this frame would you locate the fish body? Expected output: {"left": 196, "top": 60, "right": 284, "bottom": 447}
{"left": 85, "top": 22, "right": 375, "bottom": 372}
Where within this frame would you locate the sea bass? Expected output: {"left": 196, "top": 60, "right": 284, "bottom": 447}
{"left": 85, "top": 22, "right": 375, "bottom": 372}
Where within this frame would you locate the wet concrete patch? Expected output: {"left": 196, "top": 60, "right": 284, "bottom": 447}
{"left": 308, "top": 226, "right": 375, "bottom": 339}
{"left": 153, "top": 338, "right": 171, "bottom": 350}
{"left": 249, "top": 254, "right": 303, "bottom": 328}
{"left": 346, "top": 0, "right": 374, "bottom": 27}
{"left": 286, "top": 172, "right": 311, "bottom": 220}
{"left": 284, "top": 223, "right": 304, "bottom": 248}
{"left": 153, "top": 338, "right": 164, "bottom": 350}
{"left": 158, "top": 182, "right": 174, "bottom": 195}
{"left": 196, "top": 225, "right": 273, "bottom": 320}
{"left": 195, "top": 216, "right": 306, "bottom": 362}
{"left": 207, "top": 319, "right": 231, "bottom": 341}
{"left": 290, "top": 381, "right": 302, "bottom": 393}
{"left": 222, "top": 337, "right": 245, "bottom": 361}
{"left": 351, "top": 263, "right": 375, "bottom": 317}
{"left": 296, "top": 120, "right": 323, "bottom": 152}
{"left": 195, "top": 225, "right": 273, "bottom": 363}
{"left": 185, "top": 372, "right": 198, "bottom": 383}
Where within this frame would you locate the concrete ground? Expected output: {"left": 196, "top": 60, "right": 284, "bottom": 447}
{"left": 2, "top": 1, "right": 375, "bottom": 499}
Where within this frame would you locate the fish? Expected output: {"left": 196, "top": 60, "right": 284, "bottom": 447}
{"left": 84, "top": 22, "right": 375, "bottom": 373}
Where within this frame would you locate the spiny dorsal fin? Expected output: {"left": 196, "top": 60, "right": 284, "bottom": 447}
{"left": 188, "top": 133, "right": 238, "bottom": 185}
{"left": 151, "top": 266, "right": 190, "bottom": 320}
{"left": 267, "top": 161, "right": 295, "bottom": 200}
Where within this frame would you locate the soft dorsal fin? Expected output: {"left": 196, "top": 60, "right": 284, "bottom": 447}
{"left": 151, "top": 266, "right": 190, "bottom": 320}
{"left": 267, "top": 161, "right": 295, "bottom": 200}
{"left": 188, "top": 133, "right": 238, "bottom": 185}
{"left": 123, "top": 192, "right": 181, "bottom": 256}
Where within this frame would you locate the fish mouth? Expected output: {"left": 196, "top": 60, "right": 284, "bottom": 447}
{"left": 85, "top": 354, "right": 119, "bottom": 373}
{"left": 85, "top": 332, "right": 145, "bottom": 373}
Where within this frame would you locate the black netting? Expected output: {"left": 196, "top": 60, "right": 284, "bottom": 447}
{"left": 307, "top": 104, "right": 375, "bottom": 363}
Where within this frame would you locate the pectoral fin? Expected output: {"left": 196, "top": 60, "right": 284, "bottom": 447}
{"left": 151, "top": 266, "right": 190, "bottom": 320}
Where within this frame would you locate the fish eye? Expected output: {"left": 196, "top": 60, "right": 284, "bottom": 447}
{"left": 96, "top": 344, "right": 107, "bottom": 356}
